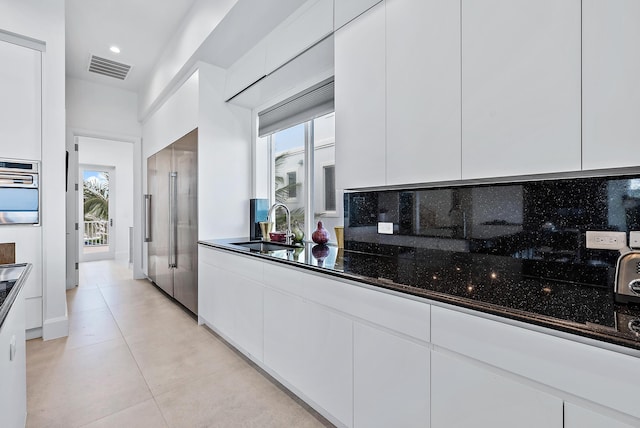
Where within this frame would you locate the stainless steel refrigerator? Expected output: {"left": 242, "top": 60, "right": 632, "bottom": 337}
{"left": 145, "top": 128, "right": 198, "bottom": 314}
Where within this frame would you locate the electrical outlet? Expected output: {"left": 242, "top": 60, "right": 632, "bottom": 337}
{"left": 630, "top": 231, "right": 640, "bottom": 249}
{"left": 377, "top": 222, "right": 393, "bottom": 235}
{"left": 585, "top": 231, "right": 627, "bottom": 250}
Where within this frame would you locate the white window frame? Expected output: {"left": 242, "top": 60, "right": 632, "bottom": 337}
{"left": 322, "top": 163, "right": 337, "bottom": 214}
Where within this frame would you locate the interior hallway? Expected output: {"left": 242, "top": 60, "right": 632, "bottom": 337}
{"left": 25, "top": 260, "right": 332, "bottom": 427}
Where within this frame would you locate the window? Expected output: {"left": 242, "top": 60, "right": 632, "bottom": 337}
{"left": 324, "top": 165, "right": 335, "bottom": 211}
{"left": 261, "top": 112, "right": 340, "bottom": 241}
{"left": 257, "top": 79, "right": 342, "bottom": 242}
{"left": 272, "top": 123, "right": 305, "bottom": 231}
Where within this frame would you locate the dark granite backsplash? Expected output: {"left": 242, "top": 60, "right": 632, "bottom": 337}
{"left": 344, "top": 174, "right": 640, "bottom": 288}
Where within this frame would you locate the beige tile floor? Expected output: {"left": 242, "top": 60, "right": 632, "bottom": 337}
{"left": 26, "top": 260, "right": 333, "bottom": 428}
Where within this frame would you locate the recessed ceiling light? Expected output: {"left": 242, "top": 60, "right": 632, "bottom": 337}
{"left": 109, "top": 46, "right": 120, "bottom": 54}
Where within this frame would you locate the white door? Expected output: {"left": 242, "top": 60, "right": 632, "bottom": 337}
{"left": 79, "top": 165, "right": 115, "bottom": 261}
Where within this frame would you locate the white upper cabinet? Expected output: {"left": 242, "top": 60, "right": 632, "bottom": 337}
{"left": 0, "top": 40, "right": 41, "bottom": 161}
{"left": 335, "top": 3, "right": 386, "bottom": 189}
{"left": 224, "top": 39, "right": 267, "bottom": 101}
{"left": 582, "top": 0, "right": 640, "bottom": 170}
{"left": 265, "top": 0, "right": 333, "bottom": 75}
{"left": 386, "top": 0, "right": 461, "bottom": 185}
{"left": 461, "top": 0, "right": 581, "bottom": 179}
{"left": 334, "top": 0, "right": 383, "bottom": 30}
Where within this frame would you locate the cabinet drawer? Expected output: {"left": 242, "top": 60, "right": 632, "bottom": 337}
{"left": 431, "top": 305, "right": 640, "bottom": 419}
{"left": 198, "top": 247, "right": 263, "bottom": 283}
{"left": 263, "top": 261, "right": 430, "bottom": 342}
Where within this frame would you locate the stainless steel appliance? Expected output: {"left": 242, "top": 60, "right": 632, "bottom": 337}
{"left": 615, "top": 251, "right": 640, "bottom": 304}
{"left": 145, "top": 129, "right": 198, "bottom": 314}
{"left": 0, "top": 159, "right": 39, "bottom": 225}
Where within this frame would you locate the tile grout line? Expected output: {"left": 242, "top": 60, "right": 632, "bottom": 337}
{"left": 92, "top": 268, "right": 173, "bottom": 427}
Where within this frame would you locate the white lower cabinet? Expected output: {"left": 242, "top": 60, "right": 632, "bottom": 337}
{"left": 431, "top": 351, "right": 562, "bottom": 428}
{"left": 198, "top": 251, "right": 264, "bottom": 361}
{"left": 0, "top": 287, "right": 27, "bottom": 428}
{"left": 564, "top": 403, "right": 637, "bottom": 428}
{"left": 264, "top": 288, "right": 353, "bottom": 427}
{"left": 353, "top": 322, "right": 430, "bottom": 428}
{"left": 199, "top": 262, "right": 235, "bottom": 338}
{"left": 233, "top": 274, "right": 263, "bottom": 360}
{"left": 200, "top": 247, "right": 640, "bottom": 428}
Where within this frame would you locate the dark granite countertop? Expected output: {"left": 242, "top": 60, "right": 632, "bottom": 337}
{"left": 199, "top": 239, "right": 640, "bottom": 352}
{"left": 0, "top": 263, "right": 31, "bottom": 329}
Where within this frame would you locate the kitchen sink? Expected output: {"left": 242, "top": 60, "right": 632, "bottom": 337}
{"left": 230, "top": 241, "right": 299, "bottom": 252}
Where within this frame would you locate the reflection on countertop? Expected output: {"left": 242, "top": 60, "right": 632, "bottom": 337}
{"left": 199, "top": 239, "right": 640, "bottom": 352}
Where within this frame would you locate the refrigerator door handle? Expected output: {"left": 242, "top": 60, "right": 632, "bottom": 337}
{"left": 144, "top": 194, "right": 152, "bottom": 242}
{"left": 169, "top": 172, "right": 178, "bottom": 268}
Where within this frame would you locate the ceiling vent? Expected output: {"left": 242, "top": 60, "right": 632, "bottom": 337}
{"left": 87, "top": 54, "right": 131, "bottom": 80}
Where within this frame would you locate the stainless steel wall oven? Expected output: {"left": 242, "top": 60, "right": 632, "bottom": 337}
{"left": 0, "top": 159, "right": 39, "bottom": 225}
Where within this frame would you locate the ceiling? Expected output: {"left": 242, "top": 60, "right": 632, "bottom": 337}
{"left": 65, "top": 0, "right": 199, "bottom": 93}
{"left": 66, "top": 0, "right": 313, "bottom": 106}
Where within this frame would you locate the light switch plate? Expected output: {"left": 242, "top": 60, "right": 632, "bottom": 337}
{"left": 630, "top": 231, "right": 640, "bottom": 249}
{"left": 378, "top": 222, "right": 393, "bottom": 234}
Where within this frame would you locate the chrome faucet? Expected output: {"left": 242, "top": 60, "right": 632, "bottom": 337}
{"left": 267, "top": 203, "right": 292, "bottom": 245}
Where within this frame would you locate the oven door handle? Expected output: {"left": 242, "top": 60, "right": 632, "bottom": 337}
{"left": 0, "top": 172, "right": 36, "bottom": 187}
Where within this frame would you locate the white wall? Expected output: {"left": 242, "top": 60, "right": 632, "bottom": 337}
{"left": 139, "top": 0, "right": 237, "bottom": 119}
{"left": 142, "top": 71, "right": 199, "bottom": 160}
{"left": 141, "top": 70, "right": 199, "bottom": 275}
{"left": 0, "top": 0, "right": 67, "bottom": 340}
{"left": 198, "top": 63, "right": 252, "bottom": 240}
{"left": 141, "top": 64, "right": 251, "bottom": 267}
{"left": 66, "top": 78, "right": 140, "bottom": 137}
{"left": 78, "top": 137, "right": 134, "bottom": 262}
{"left": 65, "top": 77, "right": 142, "bottom": 283}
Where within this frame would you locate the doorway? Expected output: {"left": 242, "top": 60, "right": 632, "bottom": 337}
{"left": 79, "top": 164, "right": 115, "bottom": 262}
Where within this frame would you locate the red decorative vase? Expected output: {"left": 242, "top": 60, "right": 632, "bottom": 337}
{"left": 312, "top": 221, "right": 330, "bottom": 244}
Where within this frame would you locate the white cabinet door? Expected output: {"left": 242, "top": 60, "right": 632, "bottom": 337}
{"left": 0, "top": 288, "right": 27, "bottom": 428}
{"left": 232, "top": 272, "right": 263, "bottom": 361}
{"left": 265, "top": 0, "right": 333, "bottom": 74}
{"left": 335, "top": 3, "right": 386, "bottom": 189}
{"left": 0, "top": 40, "right": 41, "bottom": 161}
{"left": 431, "top": 351, "right": 562, "bottom": 428}
{"left": 386, "top": 0, "right": 461, "bottom": 185}
{"left": 334, "top": 0, "right": 383, "bottom": 29}
{"left": 203, "top": 264, "right": 235, "bottom": 338}
{"left": 264, "top": 288, "right": 353, "bottom": 426}
{"left": 461, "top": 0, "right": 581, "bottom": 179}
{"left": 198, "top": 251, "right": 263, "bottom": 361}
{"left": 197, "top": 258, "right": 214, "bottom": 325}
{"left": 353, "top": 322, "right": 430, "bottom": 428}
{"left": 582, "top": 0, "right": 640, "bottom": 170}
{"left": 564, "top": 403, "right": 638, "bottom": 428}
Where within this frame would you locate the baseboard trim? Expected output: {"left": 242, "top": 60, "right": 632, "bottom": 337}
{"left": 43, "top": 314, "right": 69, "bottom": 340}
{"left": 26, "top": 327, "right": 42, "bottom": 340}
